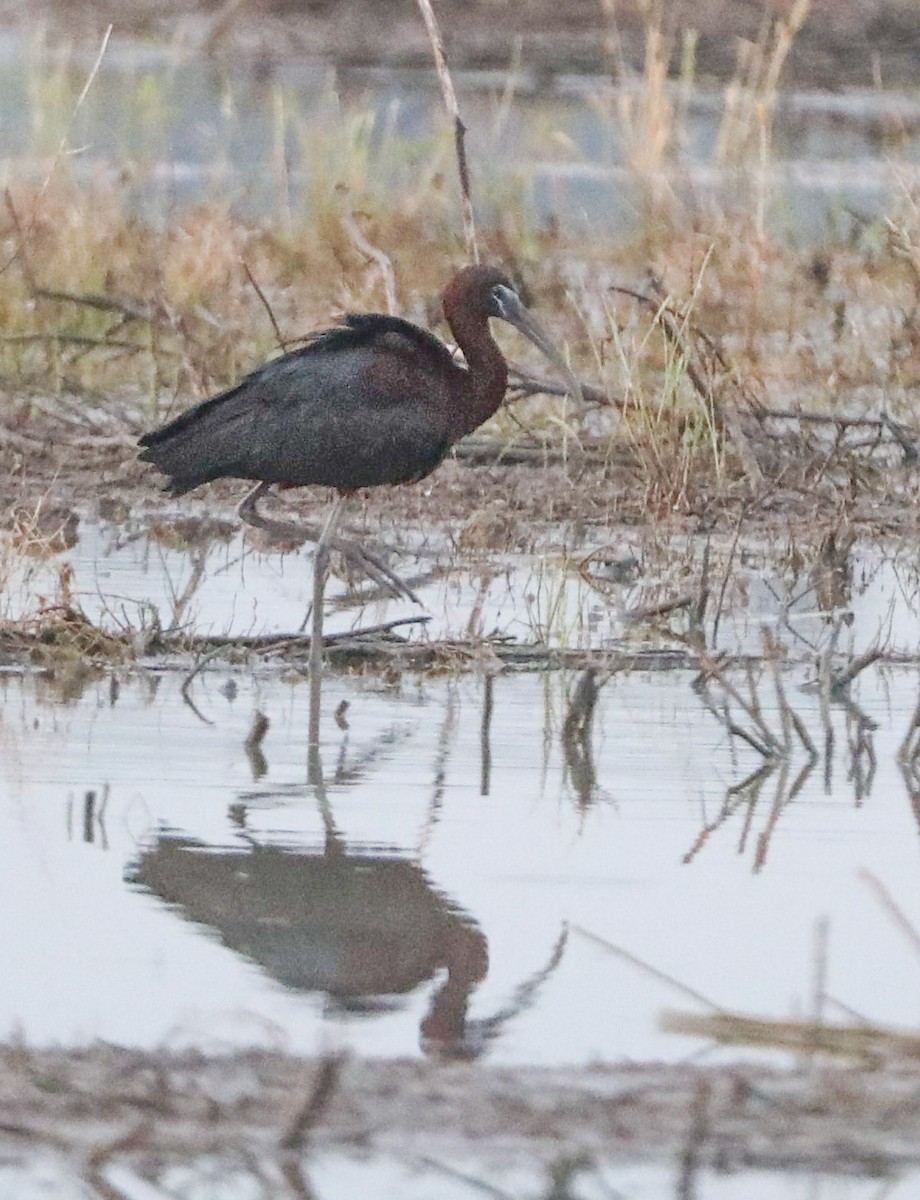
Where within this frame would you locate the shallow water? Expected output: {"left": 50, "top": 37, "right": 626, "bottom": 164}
{"left": 6, "top": 660, "right": 920, "bottom": 1196}
{"left": 6, "top": 523, "right": 920, "bottom": 1197}
{"left": 8, "top": 1156, "right": 920, "bottom": 1200}
{"left": 4, "top": 642, "right": 920, "bottom": 1065}
{"left": 8, "top": 515, "right": 920, "bottom": 656}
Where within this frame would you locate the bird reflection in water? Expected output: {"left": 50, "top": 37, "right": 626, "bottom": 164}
{"left": 127, "top": 737, "right": 566, "bottom": 1059}
{"left": 127, "top": 831, "right": 488, "bottom": 1056}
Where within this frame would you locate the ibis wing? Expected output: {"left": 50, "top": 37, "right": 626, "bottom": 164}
{"left": 139, "top": 316, "right": 459, "bottom": 495}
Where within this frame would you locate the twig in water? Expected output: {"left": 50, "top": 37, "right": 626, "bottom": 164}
{"left": 280, "top": 1053, "right": 345, "bottom": 1153}
{"left": 185, "top": 614, "right": 431, "bottom": 654}
{"left": 711, "top": 509, "right": 746, "bottom": 650}
{"left": 417, "top": 1156, "right": 513, "bottom": 1200}
{"left": 753, "top": 758, "right": 815, "bottom": 873}
{"left": 762, "top": 627, "right": 792, "bottom": 754}
{"left": 788, "top": 706, "right": 818, "bottom": 760}
{"left": 180, "top": 645, "right": 225, "bottom": 725}
{"left": 274, "top": 615, "right": 433, "bottom": 657}
{"left": 754, "top": 759, "right": 794, "bottom": 873}
{"left": 859, "top": 870, "right": 920, "bottom": 965}
{"left": 562, "top": 670, "right": 603, "bottom": 811}
{"left": 817, "top": 619, "right": 841, "bottom": 791}
{"left": 840, "top": 693, "right": 877, "bottom": 803}
{"left": 830, "top": 647, "right": 883, "bottom": 696}
{"left": 571, "top": 924, "right": 723, "bottom": 1013}
{"left": 898, "top": 690, "right": 920, "bottom": 764}
{"left": 694, "top": 653, "right": 779, "bottom": 755}
{"left": 677, "top": 1081, "right": 711, "bottom": 1200}
{"left": 683, "top": 762, "right": 775, "bottom": 865}
{"left": 244, "top": 711, "right": 270, "bottom": 780}
{"left": 693, "top": 677, "right": 773, "bottom": 758}
{"left": 480, "top": 672, "right": 494, "bottom": 796}
{"left": 563, "top": 667, "right": 600, "bottom": 740}
{"left": 810, "top": 915, "right": 830, "bottom": 1048}
{"left": 743, "top": 660, "right": 768, "bottom": 739}
{"left": 688, "top": 538, "right": 711, "bottom": 648}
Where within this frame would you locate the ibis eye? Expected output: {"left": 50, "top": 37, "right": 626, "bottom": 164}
{"left": 489, "top": 283, "right": 519, "bottom": 319}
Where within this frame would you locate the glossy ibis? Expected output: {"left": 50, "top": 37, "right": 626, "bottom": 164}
{"left": 138, "top": 263, "right": 581, "bottom": 592}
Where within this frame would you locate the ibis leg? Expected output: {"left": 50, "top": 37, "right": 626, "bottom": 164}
{"left": 237, "top": 482, "right": 419, "bottom": 603}
{"left": 237, "top": 480, "right": 274, "bottom": 527}
{"left": 308, "top": 494, "right": 348, "bottom": 752}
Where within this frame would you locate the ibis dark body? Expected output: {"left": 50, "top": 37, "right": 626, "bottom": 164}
{"left": 138, "top": 264, "right": 557, "bottom": 499}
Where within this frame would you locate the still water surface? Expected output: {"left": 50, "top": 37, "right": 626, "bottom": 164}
{"left": 7, "top": 1156, "right": 920, "bottom": 1200}
{"left": 4, "top": 635, "right": 920, "bottom": 1065}
{"left": 5, "top": 520, "right": 920, "bottom": 1066}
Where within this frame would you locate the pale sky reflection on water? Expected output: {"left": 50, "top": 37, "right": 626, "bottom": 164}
{"left": 3, "top": 656, "right": 920, "bottom": 1068}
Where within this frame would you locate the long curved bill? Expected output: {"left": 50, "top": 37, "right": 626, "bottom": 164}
{"left": 497, "top": 290, "right": 584, "bottom": 412}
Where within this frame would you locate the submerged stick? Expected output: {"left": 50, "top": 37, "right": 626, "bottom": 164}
{"left": 563, "top": 668, "right": 600, "bottom": 740}
{"left": 180, "top": 645, "right": 223, "bottom": 725}
{"left": 859, "top": 869, "right": 920, "bottom": 966}
{"left": 572, "top": 924, "right": 723, "bottom": 1013}
{"left": 244, "top": 711, "right": 270, "bottom": 780}
{"left": 279, "top": 1053, "right": 345, "bottom": 1153}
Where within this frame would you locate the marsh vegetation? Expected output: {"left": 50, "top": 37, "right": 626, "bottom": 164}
{"left": 7, "top": 2, "right": 920, "bottom": 1196}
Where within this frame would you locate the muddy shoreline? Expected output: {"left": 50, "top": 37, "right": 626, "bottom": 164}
{"left": 9, "top": 0, "right": 920, "bottom": 89}
{"left": 4, "top": 400, "right": 918, "bottom": 538}
{"left": 5, "top": 1043, "right": 920, "bottom": 1182}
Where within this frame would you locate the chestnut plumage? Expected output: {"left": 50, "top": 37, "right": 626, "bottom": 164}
{"left": 138, "top": 264, "right": 579, "bottom": 497}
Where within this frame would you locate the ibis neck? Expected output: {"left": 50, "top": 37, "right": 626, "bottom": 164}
{"left": 448, "top": 313, "right": 508, "bottom": 436}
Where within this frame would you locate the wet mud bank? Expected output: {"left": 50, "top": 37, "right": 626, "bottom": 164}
{"left": 11, "top": 0, "right": 920, "bottom": 89}
{"left": 5, "top": 1044, "right": 920, "bottom": 1184}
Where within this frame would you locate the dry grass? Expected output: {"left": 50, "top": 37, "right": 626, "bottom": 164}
{"left": 1, "top": 8, "right": 920, "bottom": 534}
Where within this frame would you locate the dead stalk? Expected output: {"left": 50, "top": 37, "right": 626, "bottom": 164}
{"left": 43, "top": 25, "right": 113, "bottom": 193}
{"left": 241, "top": 257, "right": 286, "bottom": 350}
{"left": 341, "top": 212, "right": 398, "bottom": 314}
{"left": 761, "top": 627, "right": 792, "bottom": 753}
{"left": 414, "top": 0, "right": 479, "bottom": 262}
